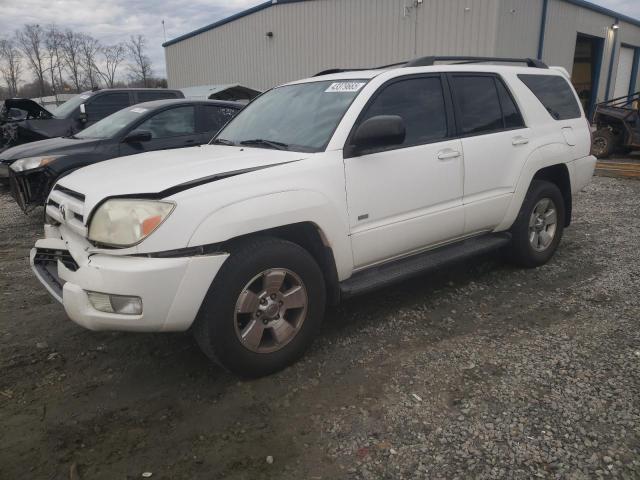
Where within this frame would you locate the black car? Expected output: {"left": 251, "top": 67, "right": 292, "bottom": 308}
{"left": 0, "top": 88, "right": 184, "bottom": 153}
{"left": 4, "top": 99, "right": 242, "bottom": 212}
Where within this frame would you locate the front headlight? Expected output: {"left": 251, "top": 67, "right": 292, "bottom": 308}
{"left": 88, "top": 199, "right": 175, "bottom": 247}
{"left": 10, "top": 155, "right": 64, "bottom": 172}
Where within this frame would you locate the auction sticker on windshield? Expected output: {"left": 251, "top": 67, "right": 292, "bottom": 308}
{"left": 325, "top": 82, "right": 366, "bottom": 93}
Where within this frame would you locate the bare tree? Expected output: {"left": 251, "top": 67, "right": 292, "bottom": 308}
{"left": 45, "top": 25, "right": 64, "bottom": 100}
{"left": 126, "top": 35, "right": 152, "bottom": 87}
{"left": 79, "top": 34, "right": 101, "bottom": 89}
{"left": 16, "top": 24, "right": 47, "bottom": 98}
{"left": 60, "top": 29, "right": 82, "bottom": 92}
{"left": 97, "top": 43, "right": 126, "bottom": 88}
{"left": 0, "top": 39, "right": 23, "bottom": 97}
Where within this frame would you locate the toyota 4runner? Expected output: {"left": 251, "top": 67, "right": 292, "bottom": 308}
{"left": 30, "top": 56, "right": 596, "bottom": 377}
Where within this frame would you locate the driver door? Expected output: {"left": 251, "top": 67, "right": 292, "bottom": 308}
{"left": 118, "top": 105, "right": 201, "bottom": 156}
{"left": 344, "top": 75, "right": 464, "bottom": 268}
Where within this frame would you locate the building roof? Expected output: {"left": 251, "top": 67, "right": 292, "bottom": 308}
{"left": 162, "top": 0, "right": 640, "bottom": 48}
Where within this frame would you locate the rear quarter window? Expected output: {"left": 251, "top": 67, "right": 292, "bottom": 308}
{"left": 518, "top": 74, "right": 582, "bottom": 120}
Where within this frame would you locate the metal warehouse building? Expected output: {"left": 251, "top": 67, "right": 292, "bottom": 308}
{"left": 163, "top": 0, "right": 640, "bottom": 116}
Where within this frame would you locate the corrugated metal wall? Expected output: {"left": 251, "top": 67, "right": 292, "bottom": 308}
{"left": 165, "top": 0, "right": 505, "bottom": 90}
{"left": 165, "top": 0, "right": 640, "bottom": 100}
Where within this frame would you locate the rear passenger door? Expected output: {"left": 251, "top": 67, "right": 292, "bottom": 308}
{"left": 448, "top": 74, "right": 531, "bottom": 234}
{"left": 344, "top": 74, "right": 464, "bottom": 268}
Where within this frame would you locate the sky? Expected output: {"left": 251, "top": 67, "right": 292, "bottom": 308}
{"left": 0, "top": 0, "right": 638, "bottom": 80}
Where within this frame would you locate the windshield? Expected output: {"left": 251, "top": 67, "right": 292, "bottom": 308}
{"left": 75, "top": 105, "right": 150, "bottom": 139}
{"left": 215, "top": 79, "right": 367, "bottom": 152}
{"left": 53, "top": 92, "right": 91, "bottom": 118}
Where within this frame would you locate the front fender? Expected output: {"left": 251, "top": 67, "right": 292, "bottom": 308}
{"left": 188, "top": 190, "right": 353, "bottom": 280}
{"left": 495, "top": 143, "right": 571, "bottom": 231}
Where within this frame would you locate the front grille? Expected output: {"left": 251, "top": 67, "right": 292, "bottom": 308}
{"left": 54, "top": 185, "right": 85, "bottom": 201}
{"left": 45, "top": 184, "right": 87, "bottom": 237}
{"left": 9, "top": 171, "right": 51, "bottom": 212}
{"left": 32, "top": 247, "right": 79, "bottom": 300}
{"left": 33, "top": 247, "right": 79, "bottom": 271}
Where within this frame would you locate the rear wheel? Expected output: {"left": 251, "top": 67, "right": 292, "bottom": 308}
{"left": 193, "top": 237, "right": 325, "bottom": 377}
{"left": 591, "top": 128, "right": 614, "bottom": 158}
{"left": 508, "top": 180, "right": 565, "bottom": 268}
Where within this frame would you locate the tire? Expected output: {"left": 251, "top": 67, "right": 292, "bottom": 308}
{"left": 508, "top": 179, "right": 565, "bottom": 268}
{"left": 591, "top": 128, "right": 614, "bottom": 158}
{"left": 193, "top": 236, "right": 326, "bottom": 378}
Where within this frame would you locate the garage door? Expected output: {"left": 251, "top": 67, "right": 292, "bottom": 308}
{"left": 613, "top": 47, "right": 634, "bottom": 99}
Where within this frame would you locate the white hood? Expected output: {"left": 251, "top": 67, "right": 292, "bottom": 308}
{"left": 57, "top": 145, "right": 308, "bottom": 212}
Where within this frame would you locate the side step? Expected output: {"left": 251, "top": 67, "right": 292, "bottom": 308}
{"left": 340, "top": 233, "right": 511, "bottom": 298}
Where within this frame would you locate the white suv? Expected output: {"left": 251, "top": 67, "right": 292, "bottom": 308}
{"left": 31, "top": 57, "right": 596, "bottom": 377}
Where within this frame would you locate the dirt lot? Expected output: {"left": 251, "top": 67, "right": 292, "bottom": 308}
{"left": 1, "top": 176, "right": 639, "bottom": 480}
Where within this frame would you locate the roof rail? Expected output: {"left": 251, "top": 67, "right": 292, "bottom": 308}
{"left": 313, "top": 61, "right": 407, "bottom": 77}
{"left": 403, "top": 56, "right": 548, "bottom": 68}
{"left": 313, "top": 56, "right": 547, "bottom": 77}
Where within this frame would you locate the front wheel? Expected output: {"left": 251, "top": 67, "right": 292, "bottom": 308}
{"left": 508, "top": 180, "right": 565, "bottom": 268}
{"left": 193, "top": 237, "right": 326, "bottom": 378}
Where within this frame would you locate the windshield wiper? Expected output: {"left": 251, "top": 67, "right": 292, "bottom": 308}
{"left": 239, "top": 139, "right": 289, "bottom": 151}
{"left": 211, "top": 138, "right": 236, "bottom": 146}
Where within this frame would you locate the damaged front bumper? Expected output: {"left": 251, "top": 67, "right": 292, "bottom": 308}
{"left": 8, "top": 169, "right": 52, "bottom": 212}
{"left": 30, "top": 224, "right": 229, "bottom": 332}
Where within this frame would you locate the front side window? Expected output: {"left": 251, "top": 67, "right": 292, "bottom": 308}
{"left": 85, "top": 93, "right": 130, "bottom": 121}
{"left": 216, "top": 80, "right": 366, "bottom": 152}
{"left": 136, "top": 106, "right": 196, "bottom": 138}
{"left": 356, "top": 76, "right": 448, "bottom": 149}
{"left": 518, "top": 74, "right": 582, "bottom": 120}
{"left": 202, "top": 105, "right": 238, "bottom": 133}
{"left": 451, "top": 76, "right": 504, "bottom": 135}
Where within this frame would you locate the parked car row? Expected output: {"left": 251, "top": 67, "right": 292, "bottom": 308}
{"left": 3, "top": 99, "right": 242, "bottom": 211}
{"left": 22, "top": 56, "right": 597, "bottom": 377}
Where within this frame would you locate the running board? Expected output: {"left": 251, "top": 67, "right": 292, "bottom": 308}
{"left": 340, "top": 233, "right": 511, "bottom": 298}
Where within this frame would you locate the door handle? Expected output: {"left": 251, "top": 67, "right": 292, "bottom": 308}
{"left": 512, "top": 136, "right": 529, "bottom": 146}
{"left": 437, "top": 149, "right": 461, "bottom": 160}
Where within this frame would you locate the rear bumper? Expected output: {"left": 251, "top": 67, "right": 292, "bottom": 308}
{"left": 30, "top": 231, "right": 229, "bottom": 332}
{"left": 569, "top": 154, "right": 597, "bottom": 193}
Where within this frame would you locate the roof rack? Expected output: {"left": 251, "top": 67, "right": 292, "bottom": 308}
{"left": 313, "top": 56, "right": 547, "bottom": 76}
{"left": 313, "top": 61, "right": 406, "bottom": 77}
{"left": 404, "top": 56, "right": 548, "bottom": 68}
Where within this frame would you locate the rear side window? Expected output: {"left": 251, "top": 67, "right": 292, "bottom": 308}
{"left": 495, "top": 80, "right": 524, "bottom": 128}
{"left": 451, "top": 76, "right": 504, "bottom": 135}
{"left": 136, "top": 91, "right": 179, "bottom": 103}
{"left": 518, "top": 74, "right": 581, "bottom": 120}
{"left": 137, "top": 106, "right": 196, "bottom": 138}
{"left": 358, "top": 76, "right": 448, "bottom": 149}
{"left": 202, "top": 105, "right": 238, "bottom": 132}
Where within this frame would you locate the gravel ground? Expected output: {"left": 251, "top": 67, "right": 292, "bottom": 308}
{"left": 0, "top": 176, "right": 639, "bottom": 480}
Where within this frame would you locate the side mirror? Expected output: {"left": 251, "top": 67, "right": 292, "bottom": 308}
{"left": 123, "top": 130, "right": 152, "bottom": 143}
{"left": 349, "top": 115, "right": 406, "bottom": 155}
{"left": 79, "top": 103, "right": 87, "bottom": 123}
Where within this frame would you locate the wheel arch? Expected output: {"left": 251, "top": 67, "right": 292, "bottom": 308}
{"left": 187, "top": 190, "right": 352, "bottom": 305}
{"left": 220, "top": 222, "right": 341, "bottom": 305}
{"left": 532, "top": 163, "right": 572, "bottom": 227}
